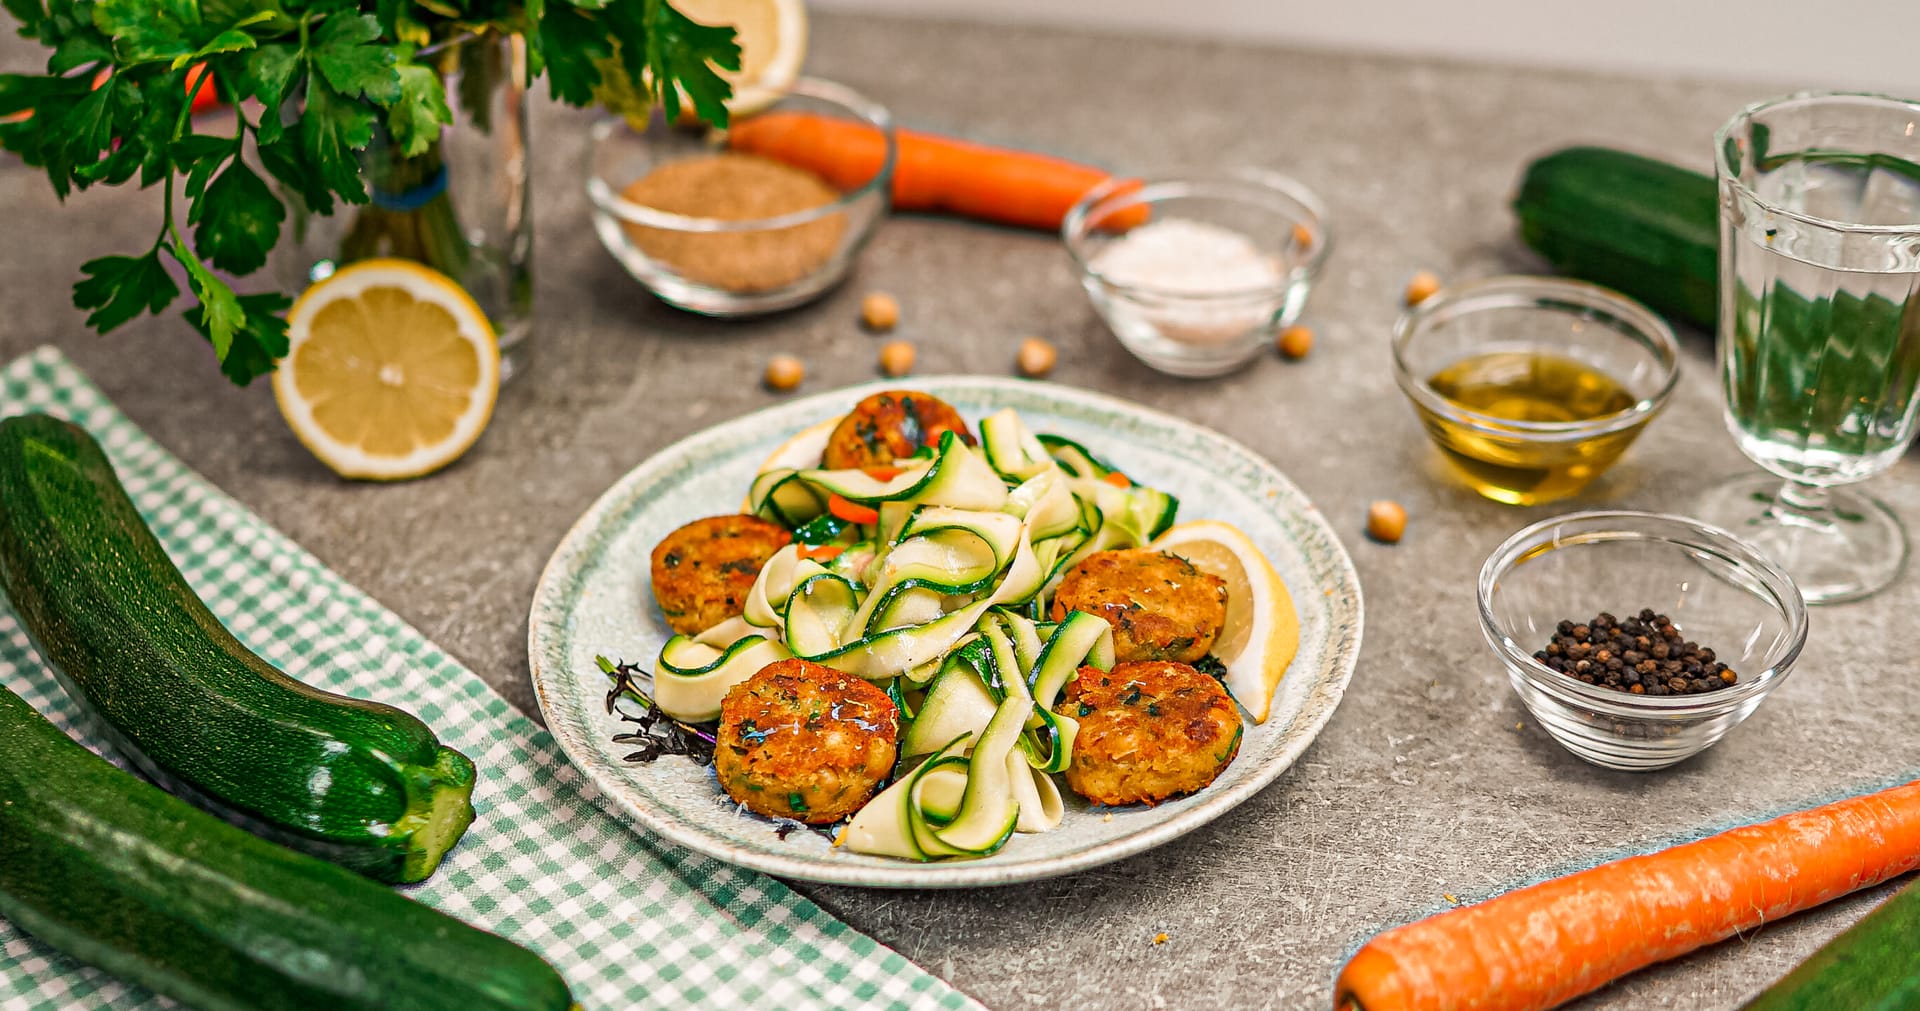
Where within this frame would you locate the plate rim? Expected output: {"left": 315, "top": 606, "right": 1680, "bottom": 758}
{"left": 528, "top": 376, "right": 1365, "bottom": 888}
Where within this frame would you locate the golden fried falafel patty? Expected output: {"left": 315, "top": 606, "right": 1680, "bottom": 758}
{"left": 1055, "top": 660, "right": 1242, "bottom": 806}
{"left": 650, "top": 515, "right": 792, "bottom": 635}
{"left": 1050, "top": 549, "right": 1228, "bottom": 664}
{"left": 821, "top": 390, "right": 975, "bottom": 470}
{"left": 715, "top": 659, "right": 901, "bottom": 824}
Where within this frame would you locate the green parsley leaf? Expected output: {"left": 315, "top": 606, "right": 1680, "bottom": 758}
{"left": 2, "top": 0, "right": 47, "bottom": 30}
{"left": 309, "top": 12, "right": 401, "bottom": 104}
{"left": 49, "top": 36, "right": 115, "bottom": 75}
{"left": 92, "top": 0, "right": 201, "bottom": 65}
{"left": 172, "top": 133, "right": 231, "bottom": 199}
{"left": 178, "top": 24, "right": 262, "bottom": 69}
{"left": 301, "top": 76, "right": 375, "bottom": 203}
{"left": 257, "top": 133, "right": 334, "bottom": 215}
{"left": 0, "top": 72, "right": 88, "bottom": 120}
{"left": 191, "top": 159, "right": 284, "bottom": 275}
{"left": 642, "top": 0, "right": 737, "bottom": 127}
{"left": 387, "top": 60, "right": 451, "bottom": 158}
{"left": 241, "top": 42, "right": 301, "bottom": 146}
{"left": 126, "top": 66, "right": 191, "bottom": 188}
{"left": 170, "top": 236, "right": 245, "bottom": 360}
{"left": 181, "top": 291, "right": 290, "bottom": 385}
{"left": 73, "top": 251, "right": 178, "bottom": 333}
{"left": 537, "top": 3, "right": 611, "bottom": 106}
{"left": 57, "top": 74, "right": 118, "bottom": 177}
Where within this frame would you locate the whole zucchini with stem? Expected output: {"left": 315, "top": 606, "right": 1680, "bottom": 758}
{"left": 1512, "top": 146, "right": 1720, "bottom": 330}
{"left": 0, "top": 681, "right": 572, "bottom": 1011}
{"left": 0, "top": 413, "right": 474, "bottom": 883}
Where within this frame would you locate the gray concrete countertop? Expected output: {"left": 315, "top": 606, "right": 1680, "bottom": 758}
{"left": 5, "top": 14, "right": 1918, "bottom": 1010}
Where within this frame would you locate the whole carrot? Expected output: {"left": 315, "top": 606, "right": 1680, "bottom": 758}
{"left": 1335, "top": 779, "right": 1920, "bottom": 1011}
{"left": 728, "top": 111, "right": 1142, "bottom": 231}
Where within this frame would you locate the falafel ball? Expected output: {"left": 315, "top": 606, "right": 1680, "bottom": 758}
{"left": 821, "top": 390, "right": 974, "bottom": 470}
{"left": 650, "top": 515, "right": 792, "bottom": 635}
{"left": 1050, "top": 549, "right": 1228, "bottom": 663}
{"left": 715, "top": 659, "right": 901, "bottom": 824}
{"left": 1055, "top": 660, "right": 1242, "bottom": 806}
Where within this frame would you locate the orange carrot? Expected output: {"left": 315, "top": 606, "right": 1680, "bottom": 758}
{"left": 1101, "top": 471, "right": 1131, "bottom": 488}
{"left": 826, "top": 494, "right": 880, "bottom": 525}
{"left": 728, "top": 111, "right": 1145, "bottom": 232}
{"left": 862, "top": 466, "right": 904, "bottom": 482}
{"left": 1334, "top": 779, "right": 1920, "bottom": 1011}
{"left": 796, "top": 543, "right": 845, "bottom": 562}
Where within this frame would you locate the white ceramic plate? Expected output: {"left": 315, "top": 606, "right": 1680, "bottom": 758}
{"left": 528, "top": 378, "right": 1363, "bottom": 887}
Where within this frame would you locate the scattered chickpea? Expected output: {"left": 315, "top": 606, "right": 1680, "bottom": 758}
{"left": 1405, "top": 271, "right": 1442, "bottom": 306}
{"left": 861, "top": 291, "right": 900, "bottom": 333}
{"left": 878, "top": 340, "right": 916, "bottom": 377}
{"left": 1152, "top": 932, "right": 1170, "bottom": 946}
{"left": 1366, "top": 500, "right": 1408, "bottom": 544}
{"left": 1016, "top": 337, "right": 1058, "bottom": 378}
{"left": 1277, "top": 325, "right": 1314, "bottom": 360}
{"left": 763, "top": 354, "right": 805, "bottom": 392}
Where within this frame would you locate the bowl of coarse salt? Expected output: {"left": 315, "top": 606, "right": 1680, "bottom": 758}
{"left": 1063, "top": 169, "right": 1331, "bottom": 378}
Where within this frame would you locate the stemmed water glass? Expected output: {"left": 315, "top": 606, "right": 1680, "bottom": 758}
{"left": 1696, "top": 92, "right": 1920, "bottom": 604}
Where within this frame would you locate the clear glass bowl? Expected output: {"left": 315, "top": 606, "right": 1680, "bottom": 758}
{"left": 585, "top": 78, "right": 894, "bottom": 316}
{"left": 1393, "top": 276, "right": 1681, "bottom": 505}
{"left": 1478, "top": 511, "right": 1807, "bottom": 771}
{"left": 1062, "top": 169, "right": 1331, "bottom": 378}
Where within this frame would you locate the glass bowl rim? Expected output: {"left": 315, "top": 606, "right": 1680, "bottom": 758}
{"left": 1477, "top": 509, "right": 1809, "bottom": 716}
{"left": 1391, "top": 275, "right": 1682, "bottom": 441}
{"left": 1715, "top": 89, "right": 1920, "bottom": 239}
{"left": 585, "top": 77, "right": 896, "bottom": 234}
{"left": 1060, "top": 166, "right": 1335, "bottom": 301}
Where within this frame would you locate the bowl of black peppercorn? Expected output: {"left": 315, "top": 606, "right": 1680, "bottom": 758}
{"left": 1477, "top": 511, "right": 1807, "bottom": 771}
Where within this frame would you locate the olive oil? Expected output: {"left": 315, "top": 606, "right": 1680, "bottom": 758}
{"left": 1417, "top": 351, "right": 1646, "bottom": 505}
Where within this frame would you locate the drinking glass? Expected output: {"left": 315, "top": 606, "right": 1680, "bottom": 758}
{"left": 1697, "top": 92, "right": 1920, "bottom": 603}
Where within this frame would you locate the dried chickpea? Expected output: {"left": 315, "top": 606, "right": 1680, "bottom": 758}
{"left": 1277, "top": 325, "right": 1314, "bottom": 360}
{"left": 1405, "top": 271, "right": 1442, "bottom": 306}
{"left": 1366, "top": 500, "right": 1408, "bottom": 544}
{"left": 1016, "top": 337, "right": 1058, "bottom": 378}
{"left": 764, "top": 354, "right": 805, "bottom": 392}
{"left": 861, "top": 292, "right": 900, "bottom": 333}
{"left": 878, "top": 340, "right": 915, "bottom": 377}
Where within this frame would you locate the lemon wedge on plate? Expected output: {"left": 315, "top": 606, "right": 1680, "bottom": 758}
{"left": 1152, "top": 520, "right": 1301, "bottom": 723}
{"left": 675, "top": 0, "right": 808, "bottom": 116}
{"left": 273, "top": 259, "right": 500, "bottom": 481}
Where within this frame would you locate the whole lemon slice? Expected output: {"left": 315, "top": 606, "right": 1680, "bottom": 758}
{"left": 674, "top": 0, "right": 808, "bottom": 116}
{"left": 273, "top": 259, "right": 500, "bottom": 481}
{"left": 1152, "top": 519, "right": 1301, "bottom": 723}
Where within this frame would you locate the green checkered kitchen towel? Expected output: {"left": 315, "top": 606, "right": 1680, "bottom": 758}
{"left": 0, "top": 347, "right": 979, "bottom": 1011}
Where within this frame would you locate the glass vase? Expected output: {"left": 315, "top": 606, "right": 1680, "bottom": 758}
{"left": 281, "top": 31, "right": 533, "bottom": 380}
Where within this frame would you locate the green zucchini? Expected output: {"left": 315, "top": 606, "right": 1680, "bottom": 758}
{"left": 0, "top": 681, "right": 570, "bottom": 1011}
{"left": 1512, "top": 146, "right": 1719, "bottom": 329}
{"left": 1741, "top": 877, "right": 1920, "bottom": 1010}
{"left": 0, "top": 414, "right": 475, "bottom": 884}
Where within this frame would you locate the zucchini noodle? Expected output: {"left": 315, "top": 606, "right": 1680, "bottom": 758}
{"left": 654, "top": 408, "right": 1179, "bottom": 860}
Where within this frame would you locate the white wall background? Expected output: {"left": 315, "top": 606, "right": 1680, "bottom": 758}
{"left": 815, "top": 0, "right": 1920, "bottom": 94}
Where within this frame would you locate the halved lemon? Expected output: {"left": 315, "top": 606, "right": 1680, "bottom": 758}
{"left": 674, "top": 0, "right": 808, "bottom": 116}
{"left": 273, "top": 259, "right": 500, "bottom": 481}
{"left": 1152, "top": 520, "right": 1301, "bottom": 723}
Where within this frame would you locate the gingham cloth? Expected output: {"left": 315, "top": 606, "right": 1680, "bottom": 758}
{"left": 0, "top": 347, "right": 979, "bottom": 1011}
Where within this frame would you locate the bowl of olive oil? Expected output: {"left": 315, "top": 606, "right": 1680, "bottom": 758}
{"left": 1392, "top": 276, "right": 1680, "bottom": 505}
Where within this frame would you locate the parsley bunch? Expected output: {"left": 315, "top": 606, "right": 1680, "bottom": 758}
{"left": 0, "top": 0, "right": 737, "bottom": 384}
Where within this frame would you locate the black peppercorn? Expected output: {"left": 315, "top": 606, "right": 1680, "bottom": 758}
{"left": 1534, "top": 608, "right": 1738, "bottom": 697}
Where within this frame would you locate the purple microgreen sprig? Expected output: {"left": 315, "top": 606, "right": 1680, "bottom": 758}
{"left": 597, "top": 655, "right": 717, "bottom": 766}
